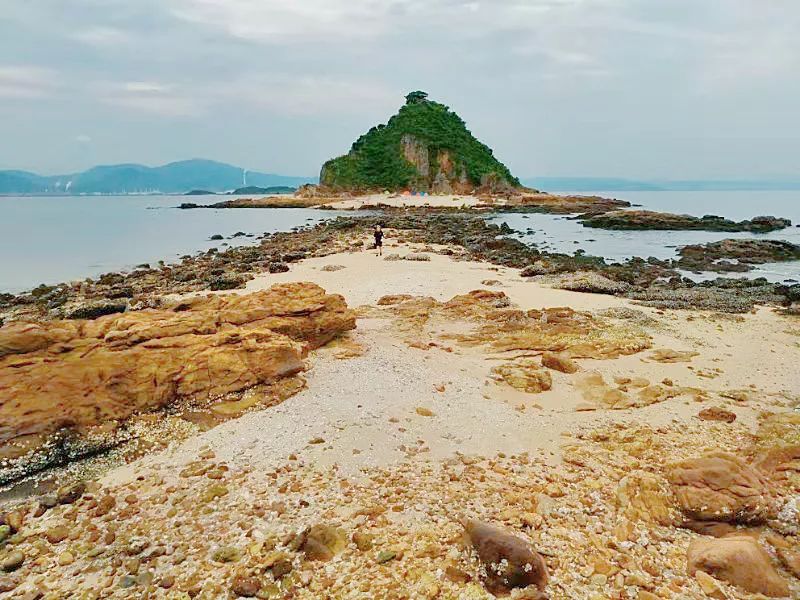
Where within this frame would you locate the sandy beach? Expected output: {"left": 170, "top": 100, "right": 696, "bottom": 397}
{"left": 2, "top": 229, "right": 797, "bottom": 598}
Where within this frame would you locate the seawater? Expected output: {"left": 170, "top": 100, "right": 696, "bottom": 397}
{"left": 0, "top": 195, "right": 345, "bottom": 293}
{"left": 2, "top": 191, "right": 800, "bottom": 293}
{"left": 493, "top": 190, "right": 800, "bottom": 283}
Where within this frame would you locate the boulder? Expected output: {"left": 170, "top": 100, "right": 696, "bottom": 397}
{"left": 667, "top": 452, "right": 776, "bottom": 523}
{"left": 541, "top": 352, "right": 579, "bottom": 374}
{"left": 687, "top": 536, "right": 789, "bottom": 597}
{"left": 462, "top": 518, "right": 548, "bottom": 595}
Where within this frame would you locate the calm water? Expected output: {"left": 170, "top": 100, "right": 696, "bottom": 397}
{"left": 2, "top": 191, "right": 800, "bottom": 293}
{"left": 494, "top": 190, "right": 800, "bottom": 283}
{"left": 0, "top": 195, "right": 343, "bottom": 293}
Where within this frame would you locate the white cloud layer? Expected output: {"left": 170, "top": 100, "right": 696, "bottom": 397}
{"left": 0, "top": 0, "right": 798, "bottom": 177}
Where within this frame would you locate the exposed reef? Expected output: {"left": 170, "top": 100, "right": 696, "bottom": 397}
{"left": 579, "top": 210, "right": 791, "bottom": 233}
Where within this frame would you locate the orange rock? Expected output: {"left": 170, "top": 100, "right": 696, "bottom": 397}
{"left": 697, "top": 407, "right": 736, "bottom": 423}
{"left": 491, "top": 360, "right": 552, "bottom": 394}
{"left": 687, "top": 536, "right": 789, "bottom": 597}
{"left": 0, "top": 283, "right": 355, "bottom": 479}
{"left": 462, "top": 518, "right": 548, "bottom": 596}
{"left": 667, "top": 452, "right": 776, "bottom": 523}
{"left": 540, "top": 352, "right": 579, "bottom": 374}
{"left": 614, "top": 471, "right": 676, "bottom": 526}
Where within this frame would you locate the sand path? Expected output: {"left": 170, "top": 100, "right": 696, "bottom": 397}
{"left": 105, "top": 241, "right": 800, "bottom": 487}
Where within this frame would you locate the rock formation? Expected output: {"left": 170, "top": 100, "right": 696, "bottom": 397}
{"left": 0, "top": 283, "right": 355, "bottom": 483}
{"left": 580, "top": 210, "right": 791, "bottom": 233}
{"left": 319, "top": 92, "right": 520, "bottom": 193}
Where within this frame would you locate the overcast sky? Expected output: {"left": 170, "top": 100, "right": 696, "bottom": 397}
{"left": 1, "top": 0, "right": 798, "bottom": 179}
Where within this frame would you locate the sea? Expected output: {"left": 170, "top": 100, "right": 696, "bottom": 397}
{"left": 1, "top": 191, "right": 799, "bottom": 293}
{"left": 493, "top": 190, "right": 800, "bottom": 283}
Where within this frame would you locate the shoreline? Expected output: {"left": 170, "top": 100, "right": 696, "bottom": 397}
{"left": 0, "top": 237, "right": 798, "bottom": 598}
{"left": 0, "top": 204, "right": 799, "bottom": 598}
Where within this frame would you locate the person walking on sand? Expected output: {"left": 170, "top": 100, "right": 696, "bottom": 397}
{"left": 373, "top": 225, "right": 384, "bottom": 256}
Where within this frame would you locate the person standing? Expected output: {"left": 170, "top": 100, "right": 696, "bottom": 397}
{"left": 373, "top": 225, "right": 384, "bottom": 256}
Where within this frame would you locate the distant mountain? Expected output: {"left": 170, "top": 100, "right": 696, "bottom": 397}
{"left": 524, "top": 177, "right": 800, "bottom": 192}
{"left": 0, "top": 159, "right": 316, "bottom": 195}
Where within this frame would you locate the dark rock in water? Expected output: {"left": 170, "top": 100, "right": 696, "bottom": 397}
{"left": 268, "top": 262, "right": 290, "bottom": 274}
{"left": 64, "top": 300, "right": 127, "bottom": 320}
{"left": 462, "top": 518, "right": 549, "bottom": 596}
{"left": 676, "top": 239, "right": 800, "bottom": 273}
{"left": 581, "top": 210, "right": 791, "bottom": 233}
{"left": 178, "top": 202, "right": 199, "bottom": 209}
{"left": 210, "top": 234, "right": 224, "bottom": 240}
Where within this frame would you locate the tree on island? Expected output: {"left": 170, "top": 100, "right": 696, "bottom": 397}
{"left": 405, "top": 90, "right": 429, "bottom": 105}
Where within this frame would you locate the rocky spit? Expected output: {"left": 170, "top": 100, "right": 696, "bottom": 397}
{"left": 0, "top": 200, "right": 799, "bottom": 599}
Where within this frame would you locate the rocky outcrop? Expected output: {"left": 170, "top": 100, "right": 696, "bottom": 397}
{"left": 676, "top": 239, "right": 800, "bottom": 273}
{"left": 0, "top": 283, "right": 355, "bottom": 483}
{"left": 687, "top": 536, "right": 790, "bottom": 597}
{"left": 491, "top": 359, "right": 552, "bottom": 393}
{"left": 580, "top": 210, "right": 791, "bottom": 232}
{"left": 319, "top": 92, "right": 520, "bottom": 193}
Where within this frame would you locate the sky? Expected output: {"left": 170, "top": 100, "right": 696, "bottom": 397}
{"left": 1, "top": 0, "right": 798, "bottom": 179}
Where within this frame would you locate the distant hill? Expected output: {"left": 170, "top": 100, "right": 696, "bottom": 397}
{"left": 524, "top": 177, "right": 800, "bottom": 192}
{"left": 0, "top": 159, "right": 316, "bottom": 195}
{"left": 320, "top": 91, "right": 519, "bottom": 193}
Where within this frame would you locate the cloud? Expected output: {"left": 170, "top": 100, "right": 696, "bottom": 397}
{"left": 0, "top": 66, "right": 57, "bottom": 99}
{"left": 70, "top": 26, "right": 131, "bottom": 46}
{"left": 223, "top": 76, "right": 396, "bottom": 117}
{"left": 95, "top": 80, "right": 204, "bottom": 117}
{"left": 75, "top": 134, "right": 92, "bottom": 143}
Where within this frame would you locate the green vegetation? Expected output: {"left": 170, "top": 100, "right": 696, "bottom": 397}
{"left": 320, "top": 92, "right": 520, "bottom": 191}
